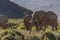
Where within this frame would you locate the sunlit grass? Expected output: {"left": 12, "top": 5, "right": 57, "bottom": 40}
{"left": 0, "top": 19, "right": 60, "bottom": 40}
{"left": 8, "top": 19, "right": 60, "bottom": 35}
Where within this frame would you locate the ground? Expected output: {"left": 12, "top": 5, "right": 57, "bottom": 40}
{"left": 0, "top": 19, "right": 60, "bottom": 40}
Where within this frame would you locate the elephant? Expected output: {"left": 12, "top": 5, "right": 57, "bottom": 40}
{"left": 30, "top": 11, "right": 58, "bottom": 32}
{"left": 0, "top": 15, "right": 8, "bottom": 29}
{"left": 30, "top": 10, "right": 47, "bottom": 32}
{"left": 46, "top": 11, "right": 58, "bottom": 31}
{"left": 24, "top": 14, "right": 38, "bottom": 31}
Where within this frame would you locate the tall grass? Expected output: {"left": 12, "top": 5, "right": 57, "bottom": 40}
{"left": 0, "top": 19, "right": 60, "bottom": 40}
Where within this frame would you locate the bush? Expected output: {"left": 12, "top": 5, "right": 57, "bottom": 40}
{"left": 14, "top": 30, "right": 24, "bottom": 40}
{"left": 2, "top": 35, "right": 16, "bottom": 40}
{"left": 41, "top": 32, "right": 56, "bottom": 40}
{"left": 57, "top": 35, "right": 60, "bottom": 40}
{"left": 21, "top": 27, "right": 25, "bottom": 30}
{"left": 0, "top": 29, "right": 24, "bottom": 40}
{"left": 29, "top": 36, "right": 40, "bottom": 40}
{"left": 7, "top": 23, "right": 19, "bottom": 29}
{"left": 0, "top": 30, "right": 8, "bottom": 37}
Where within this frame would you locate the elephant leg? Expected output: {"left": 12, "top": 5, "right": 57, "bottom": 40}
{"left": 25, "top": 23, "right": 31, "bottom": 31}
{"left": 41, "top": 24, "right": 47, "bottom": 31}
{"left": 52, "top": 26, "right": 57, "bottom": 31}
{"left": 28, "top": 23, "right": 31, "bottom": 31}
{"left": 52, "top": 26, "right": 55, "bottom": 31}
{"left": 52, "top": 24, "right": 58, "bottom": 31}
{"left": 36, "top": 26, "right": 41, "bottom": 32}
{"left": 26, "top": 26, "right": 28, "bottom": 31}
{"left": 41, "top": 22, "right": 46, "bottom": 31}
{"left": 51, "top": 24, "right": 54, "bottom": 31}
{"left": 26, "top": 26, "right": 29, "bottom": 31}
{"left": 39, "top": 25, "right": 42, "bottom": 31}
{"left": 41, "top": 25, "right": 46, "bottom": 31}
{"left": 43, "top": 26, "right": 46, "bottom": 31}
{"left": 28, "top": 23, "right": 33, "bottom": 34}
{"left": 55, "top": 26, "right": 57, "bottom": 31}
{"left": 29, "top": 25, "right": 32, "bottom": 31}
{"left": 42, "top": 19, "right": 46, "bottom": 31}
{"left": 55, "top": 23, "right": 58, "bottom": 31}
{"left": 35, "top": 22, "right": 41, "bottom": 32}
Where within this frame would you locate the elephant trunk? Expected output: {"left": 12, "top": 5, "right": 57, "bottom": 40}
{"left": 29, "top": 12, "right": 35, "bottom": 30}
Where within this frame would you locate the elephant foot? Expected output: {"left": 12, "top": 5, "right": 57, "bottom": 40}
{"left": 52, "top": 27, "right": 58, "bottom": 31}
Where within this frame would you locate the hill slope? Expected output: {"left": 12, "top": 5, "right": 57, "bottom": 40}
{"left": 0, "top": 0, "right": 33, "bottom": 19}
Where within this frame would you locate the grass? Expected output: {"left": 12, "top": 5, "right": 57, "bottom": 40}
{"left": 0, "top": 19, "right": 60, "bottom": 40}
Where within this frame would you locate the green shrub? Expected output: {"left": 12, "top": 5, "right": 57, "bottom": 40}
{"left": 7, "top": 23, "right": 19, "bottom": 29}
{"left": 41, "top": 32, "right": 56, "bottom": 40}
{"left": 0, "top": 29, "right": 24, "bottom": 40}
{"left": 1, "top": 34, "right": 16, "bottom": 40}
{"left": 21, "top": 27, "right": 25, "bottom": 30}
{"left": 29, "top": 36, "right": 40, "bottom": 40}
{"left": 57, "top": 35, "right": 60, "bottom": 40}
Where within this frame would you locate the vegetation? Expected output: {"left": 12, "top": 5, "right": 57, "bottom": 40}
{"left": 0, "top": 19, "right": 60, "bottom": 40}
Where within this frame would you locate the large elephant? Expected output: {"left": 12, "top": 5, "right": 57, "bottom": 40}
{"left": 30, "top": 11, "right": 47, "bottom": 32}
{"left": 30, "top": 11, "right": 58, "bottom": 32}
{"left": 24, "top": 11, "right": 58, "bottom": 32}
{"left": 24, "top": 14, "right": 38, "bottom": 31}
{"left": 0, "top": 15, "right": 8, "bottom": 29}
{"left": 46, "top": 11, "right": 58, "bottom": 31}
{"left": 24, "top": 15, "right": 32, "bottom": 31}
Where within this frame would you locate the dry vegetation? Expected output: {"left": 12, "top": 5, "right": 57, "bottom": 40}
{"left": 0, "top": 19, "right": 60, "bottom": 40}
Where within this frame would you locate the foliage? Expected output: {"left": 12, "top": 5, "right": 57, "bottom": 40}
{"left": 41, "top": 32, "right": 56, "bottom": 40}
{"left": 57, "top": 35, "right": 60, "bottom": 40}
{"left": 29, "top": 36, "right": 40, "bottom": 40}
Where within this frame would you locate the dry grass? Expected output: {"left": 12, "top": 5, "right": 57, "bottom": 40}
{"left": 0, "top": 19, "right": 60, "bottom": 40}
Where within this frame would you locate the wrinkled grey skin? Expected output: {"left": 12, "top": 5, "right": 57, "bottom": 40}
{"left": 30, "top": 11, "right": 47, "bottom": 32}
{"left": 46, "top": 11, "right": 58, "bottom": 31}
{"left": 24, "top": 14, "right": 38, "bottom": 31}
{"left": 0, "top": 15, "right": 8, "bottom": 29}
{"left": 30, "top": 11, "right": 58, "bottom": 32}
{"left": 24, "top": 14, "right": 32, "bottom": 31}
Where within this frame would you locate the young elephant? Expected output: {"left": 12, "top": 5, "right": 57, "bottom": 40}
{"left": 24, "top": 15, "right": 38, "bottom": 31}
